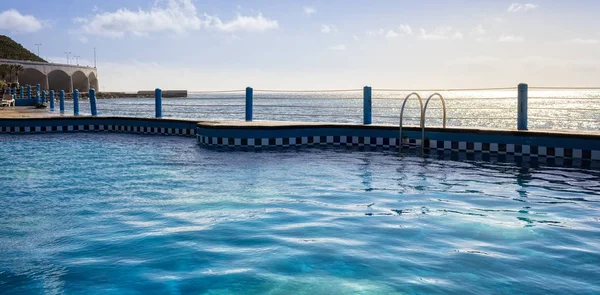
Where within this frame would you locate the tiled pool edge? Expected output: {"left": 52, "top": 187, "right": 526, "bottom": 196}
{"left": 0, "top": 117, "right": 197, "bottom": 137}
{"left": 1, "top": 117, "right": 599, "bottom": 163}
{"left": 196, "top": 122, "right": 600, "bottom": 162}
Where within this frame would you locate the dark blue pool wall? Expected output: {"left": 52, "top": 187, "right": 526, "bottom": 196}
{"left": 196, "top": 123, "right": 600, "bottom": 161}
{"left": 0, "top": 117, "right": 197, "bottom": 136}
{"left": 1, "top": 117, "right": 599, "bottom": 163}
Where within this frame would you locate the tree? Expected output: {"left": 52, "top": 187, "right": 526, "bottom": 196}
{"left": 0, "top": 64, "right": 10, "bottom": 82}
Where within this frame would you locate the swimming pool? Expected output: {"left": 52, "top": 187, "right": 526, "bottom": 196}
{"left": 1, "top": 133, "right": 599, "bottom": 294}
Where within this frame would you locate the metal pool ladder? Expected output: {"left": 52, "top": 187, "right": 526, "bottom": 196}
{"left": 399, "top": 93, "right": 447, "bottom": 151}
{"left": 399, "top": 92, "right": 424, "bottom": 148}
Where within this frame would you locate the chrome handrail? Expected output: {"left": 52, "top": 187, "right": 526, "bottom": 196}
{"left": 399, "top": 92, "right": 424, "bottom": 147}
{"left": 421, "top": 93, "right": 447, "bottom": 151}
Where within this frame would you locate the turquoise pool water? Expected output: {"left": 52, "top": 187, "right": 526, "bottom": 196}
{"left": 0, "top": 133, "right": 599, "bottom": 294}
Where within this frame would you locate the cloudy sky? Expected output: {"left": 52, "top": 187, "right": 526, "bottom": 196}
{"left": 1, "top": 0, "right": 599, "bottom": 91}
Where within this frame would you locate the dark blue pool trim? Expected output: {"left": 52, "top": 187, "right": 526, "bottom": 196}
{"left": 1, "top": 117, "right": 599, "bottom": 163}
{"left": 0, "top": 117, "right": 197, "bottom": 137}
{"left": 196, "top": 123, "right": 600, "bottom": 161}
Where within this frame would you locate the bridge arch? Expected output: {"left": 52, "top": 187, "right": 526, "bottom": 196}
{"left": 18, "top": 68, "right": 46, "bottom": 90}
{"left": 89, "top": 72, "right": 98, "bottom": 91}
{"left": 48, "top": 70, "right": 72, "bottom": 92}
{"left": 72, "top": 71, "right": 89, "bottom": 92}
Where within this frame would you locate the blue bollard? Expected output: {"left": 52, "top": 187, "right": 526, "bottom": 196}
{"left": 73, "top": 89, "right": 79, "bottom": 116}
{"left": 59, "top": 90, "right": 65, "bottom": 113}
{"left": 36, "top": 84, "right": 41, "bottom": 104}
{"left": 27, "top": 85, "right": 32, "bottom": 100}
{"left": 41, "top": 90, "right": 46, "bottom": 104}
{"left": 20, "top": 86, "right": 24, "bottom": 100}
{"left": 517, "top": 83, "right": 528, "bottom": 130}
{"left": 363, "top": 86, "right": 372, "bottom": 124}
{"left": 49, "top": 90, "right": 55, "bottom": 111}
{"left": 90, "top": 88, "right": 97, "bottom": 116}
{"left": 155, "top": 88, "right": 162, "bottom": 118}
{"left": 245, "top": 87, "right": 253, "bottom": 121}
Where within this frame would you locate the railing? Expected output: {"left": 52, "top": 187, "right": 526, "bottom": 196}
{"left": 526, "top": 86, "right": 600, "bottom": 131}
{"left": 373, "top": 86, "right": 518, "bottom": 130}
{"left": 27, "top": 84, "right": 600, "bottom": 132}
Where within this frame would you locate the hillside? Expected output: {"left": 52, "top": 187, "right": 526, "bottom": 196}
{"left": 0, "top": 35, "right": 46, "bottom": 62}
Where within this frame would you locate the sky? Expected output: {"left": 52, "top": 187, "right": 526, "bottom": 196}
{"left": 0, "top": 0, "right": 599, "bottom": 91}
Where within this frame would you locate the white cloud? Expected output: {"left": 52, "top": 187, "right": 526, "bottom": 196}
{"left": 420, "top": 26, "right": 462, "bottom": 40}
{"left": 372, "top": 24, "right": 412, "bottom": 39}
{"left": 329, "top": 44, "right": 346, "bottom": 51}
{"left": 76, "top": 0, "right": 278, "bottom": 37}
{"left": 385, "top": 30, "right": 400, "bottom": 39}
{"left": 320, "top": 24, "right": 338, "bottom": 34}
{"left": 470, "top": 25, "right": 487, "bottom": 41}
{"left": 367, "top": 28, "right": 385, "bottom": 37}
{"left": 77, "top": 0, "right": 202, "bottom": 37}
{"left": 303, "top": 6, "right": 316, "bottom": 17}
{"left": 471, "top": 25, "right": 485, "bottom": 37}
{"left": 352, "top": 35, "right": 359, "bottom": 41}
{"left": 387, "top": 24, "right": 413, "bottom": 39}
{"left": 0, "top": 9, "right": 43, "bottom": 34}
{"left": 571, "top": 38, "right": 599, "bottom": 44}
{"left": 399, "top": 24, "right": 413, "bottom": 35}
{"left": 498, "top": 34, "right": 525, "bottom": 42}
{"left": 207, "top": 13, "right": 279, "bottom": 33}
{"left": 508, "top": 3, "right": 538, "bottom": 12}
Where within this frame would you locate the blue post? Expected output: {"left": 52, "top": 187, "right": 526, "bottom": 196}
{"left": 245, "top": 87, "right": 253, "bottom": 121}
{"left": 90, "top": 88, "right": 97, "bottom": 116}
{"left": 59, "top": 90, "right": 65, "bottom": 113}
{"left": 155, "top": 88, "right": 162, "bottom": 118}
{"left": 49, "top": 90, "right": 55, "bottom": 111}
{"left": 20, "top": 86, "right": 24, "bottom": 100}
{"left": 363, "top": 86, "right": 372, "bottom": 124}
{"left": 36, "top": 84, "right": 41, "bottom": 104}
{"left": 517, "top": 83, "right": 528, "bottom": 130}
{"left": 41, "top": 90, "right": 46, "bottom": 104}
{"left": 27, "top": 85, "right": 32, "bottom": 100}
{"left": 73, "top": 89, "right": 79, "bottom": 116}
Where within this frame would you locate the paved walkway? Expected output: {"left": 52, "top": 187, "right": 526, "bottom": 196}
{"left": 0, "top": 107, "right": 67, "bottom": 118}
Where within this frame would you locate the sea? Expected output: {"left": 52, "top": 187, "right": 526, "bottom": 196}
{"left": 65, "top": 89, "right": 600, "bottom": 131}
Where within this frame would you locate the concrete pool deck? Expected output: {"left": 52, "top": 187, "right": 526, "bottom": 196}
{"left": 2, "top": 106, "right": 600, "bottom": 138}
{"left": 0, "top": 107, "right": 69, "bottom": 118}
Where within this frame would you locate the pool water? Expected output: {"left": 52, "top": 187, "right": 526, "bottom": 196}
{"left": 0, "top": 133, "right": 599, "bottom": 294}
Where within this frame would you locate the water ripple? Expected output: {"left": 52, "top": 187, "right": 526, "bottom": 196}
{"left": 1, "top": 133, "right": 599, "bottom": 294}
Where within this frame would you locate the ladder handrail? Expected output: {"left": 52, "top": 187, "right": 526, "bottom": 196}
{"left": 421, "top": 93, "right": 447, "bottom": 151}
{"left": 399, "top": 92, "right": 424, "bottom": 146}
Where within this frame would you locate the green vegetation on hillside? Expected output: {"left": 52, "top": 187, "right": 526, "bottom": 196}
{"left": 0, "top": 35, "right": 46, "bottom": 62}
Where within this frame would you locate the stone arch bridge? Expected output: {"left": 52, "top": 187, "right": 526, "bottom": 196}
{"left": 0, "top": 58, "right": 98, "bottom": 93}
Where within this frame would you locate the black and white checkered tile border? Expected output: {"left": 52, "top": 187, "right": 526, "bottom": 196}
{"left": 198, "top": 135, "right": 420, "bottom": 149}
{"left": 0, "top": 125, "right": 196, "bottom": 136}
{"left": 197, "top": 135, "right": 600, "bottom": 161}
